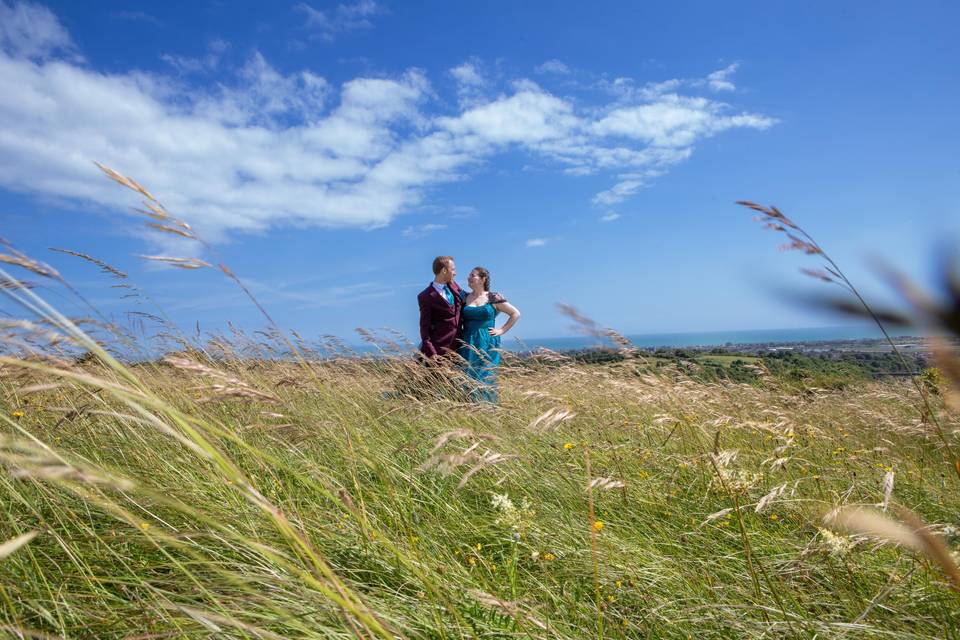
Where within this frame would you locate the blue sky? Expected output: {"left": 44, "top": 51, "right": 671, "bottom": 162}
{"left": 1, "top": 0, "right": 958, "bottom": 347}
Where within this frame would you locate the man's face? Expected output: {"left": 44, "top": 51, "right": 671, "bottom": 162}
{"left": 441, "top": 260, "right": 457, "bottom": 283}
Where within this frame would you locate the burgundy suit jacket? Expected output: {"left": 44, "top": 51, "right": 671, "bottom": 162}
{"left": 417, "top": 281, "right": 463, "bottom": 357}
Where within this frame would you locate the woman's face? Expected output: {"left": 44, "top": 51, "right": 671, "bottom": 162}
{"left": 468, "top": 270, "right": 483, "bottom": 290}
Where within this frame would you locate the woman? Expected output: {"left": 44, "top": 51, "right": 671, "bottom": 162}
{"left": 457, "top": 266, "right": 521, "bottom": 403}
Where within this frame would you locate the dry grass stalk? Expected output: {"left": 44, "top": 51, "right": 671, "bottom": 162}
{"left": 467, "top": 589, "right": 549, "bottom": 631}
{"left": 702, "top": 508, "right": 733, "bottom": 526}
{"left": 754, "top": 482, "right": 787, "bottom": 513}
{"left": 0, "top": 531, "right": 38, "bottom": 560}
{"left": 1, "top": 436, "right": 134, "bottom": 490}
{"left": 526, "top": 407, "right": 576, "bottom": 432}
{"left": 137, "top": 255, "right": 211, "bottom": 270}
{"left": 146, "top": 222, "right": 196, "bottom": 239}
{"left": 429, "top": 429, "right": 498, "bottom": 454}
{"left": 826, "top": 506, "right": 960, "bottom": 592}
{"left": 457, "top": 451, "right": 517, "bottom": 489}
{"left": 163, "top": 356, "right": 278, "bottom": 403}
{"left": 94, "top": 162, "right": 159, "bottom": 203}
{"left": 418, "top": 435, "right": 516, "bottom": 489}
{"left": 586, "top": 476, "right": 625, "bottom": 492}
{"left": 880, "top": 471, "right": 895, "bottom": 511}
{"left": 48, "top": 248, "right": 127, "bottom": 279}
{"left": 0, "top": 277, "right": 36, "bottom": 290}
{"left": 555, "top": 302, "right": 636, "bottom": 354}
{"left": 0, "top": 239, "right": 61, "bottom": 280}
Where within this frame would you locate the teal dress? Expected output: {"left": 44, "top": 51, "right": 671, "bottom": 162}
{"left": 457, "top": 293, "right": 506, "bottom": 403}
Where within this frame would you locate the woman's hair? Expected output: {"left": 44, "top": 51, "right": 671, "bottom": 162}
{"left": 472, "top": 266, "right": 490, "bottom": 291}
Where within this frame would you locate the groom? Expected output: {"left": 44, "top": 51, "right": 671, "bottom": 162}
{"left": 418, "top": 255, "right": 463, "bottom": 359}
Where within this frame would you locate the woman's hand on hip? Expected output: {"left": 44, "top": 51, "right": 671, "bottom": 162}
{"left": 488, "top": 327, "right": 504, "bottom": 337}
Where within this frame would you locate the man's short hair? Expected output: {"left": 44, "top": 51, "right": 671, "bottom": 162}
{"left": 432, "top": 255, "right": 454, "bottom": 275}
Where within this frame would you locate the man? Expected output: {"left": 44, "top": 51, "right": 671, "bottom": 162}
{"left": 417, "top": 255, "right": 463, "bottom": 359}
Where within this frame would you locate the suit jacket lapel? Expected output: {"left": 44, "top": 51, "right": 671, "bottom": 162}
{"left": 449, "top": 282, "right": 462, "bottom": 307}
{"left": 427, "top": 283, "right": 446, "bottom": 308}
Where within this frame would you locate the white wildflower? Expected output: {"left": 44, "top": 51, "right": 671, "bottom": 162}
{"left": 818, "top": 527, "right": 855, "bottom": 556}
{"left": 491, "top": 492, "right": 536, "bottom": 537}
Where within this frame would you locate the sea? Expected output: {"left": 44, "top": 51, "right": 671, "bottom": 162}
{"left": 498, "top": 325, "right": 915, "bottom": 353}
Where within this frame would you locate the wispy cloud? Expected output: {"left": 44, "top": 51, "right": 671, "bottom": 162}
{"left": 402, "top": 223, "right": 447, "bottom": 239}
{"left": 449, "top": 58, "right": 488, "bottom": 107}
{"left": 161, "top": 39, "right": 229, "bottom": 75}
{"left": 536, "top": 59, "right": 570, "bottom": 75}
{"left": 0, "top": 0, "right": 80, "bottom": 61}
{"left": 296, "top": 0, "right": 379, "bottom": 42}
{"left": 599, "top": 212, "right": 620, "bottom": 222}
{"left": 450, "top": 60, "right": 484, "bottom": 87}
{"left": 0, "top": 7, "right": 775, "bottom": 240}
{"left": 704, "top": 63, "right": 739, "bottom": 92}
{"left": 525, "top": 238, "right": 548, "bottom": 248}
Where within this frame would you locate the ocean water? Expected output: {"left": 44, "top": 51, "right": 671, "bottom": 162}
{"left": 501, "top": 325, "right": 914, "bottom": 352}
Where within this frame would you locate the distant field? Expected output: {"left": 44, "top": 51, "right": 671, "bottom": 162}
{"left": 695, "top": 354, "right": 761, "bottom": 366}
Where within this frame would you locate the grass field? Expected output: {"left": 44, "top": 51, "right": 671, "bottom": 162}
{"left": 1, "top": 341, "right": 959, "bottom": 638}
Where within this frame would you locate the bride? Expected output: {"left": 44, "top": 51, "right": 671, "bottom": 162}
{"left": 457, "top": 266, "right": 521, "bottom": 403}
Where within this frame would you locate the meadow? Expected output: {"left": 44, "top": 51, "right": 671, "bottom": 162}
{"left": 1, "top": 335, "right": 959, "bottom": 638}
{"left": 0, "top": 171, "right": 959, "bottom": 638}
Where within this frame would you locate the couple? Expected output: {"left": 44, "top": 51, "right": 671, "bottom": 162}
{"left": 417, "top": 255, "right": 521, "bottom": 403}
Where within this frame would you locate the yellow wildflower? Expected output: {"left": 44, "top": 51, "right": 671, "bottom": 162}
{"left": 769, "top": 514, "right": 779, "bottom": 521}
{"left": 11, "top": 410, "right": 23, "bottom": 418}
{"left": 564, "top": 442, "right": 574, "bottom": 450}
{"left": 592, "top": 520, "right": 604, "bottom": 532}
{"left": 615, "top": 580, "right": 622, "bottom": 589}
{"left": 543, "top": 552, "right": 556, "bottom": 561}
{"left": 475, "top": 543, "right": 482, "bottom": 551}
{"left": 468, "top": 557, "right": 476, "bottom": 566}
{"left": 140, "top": 522, "right": 150, "bottom": 531}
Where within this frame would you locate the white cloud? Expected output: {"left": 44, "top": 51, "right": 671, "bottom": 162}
{"left": 450, "top": 61, "right": 484, "bottom": 87}
{"left": 402, "top": 223, "right": 446, "bottom": 238}
{"left": 536, "top": 59, "right": 570, "bottom": 75}
{"left": 0, "top": 0, "right": 79, "bottom": 61}
{"left": 449, "top": 58, "right": 488, "bottom": 108}
{"left": 705, "top": 63, "right": 739, "bottom": 92}
{"left": 599, "top": 212, "right": 620, "bottom": 222}
{"left": 0, "top": 8, "right": 776, "bottom": 240}
{"left": 525, "top": 238, "right": 548, "bottom": 248}
{"left": 593, "top": 95, "right": 774, "bottom": 148}
{"left": 593, "top": 179, "right": 645, "bottom": 206}
{"left": 296, "top": 0, "right": 379, "bottom": 42}
{"left": 438, "top": 83, "right": 579, "bottom": 145}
